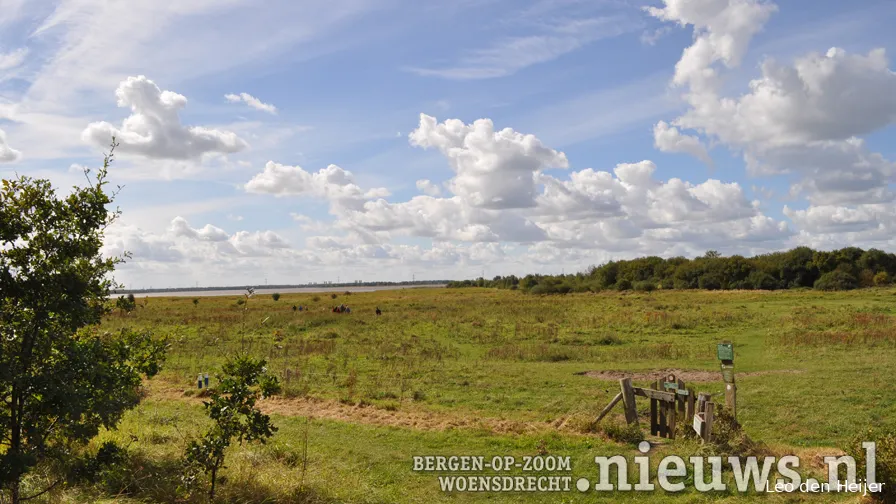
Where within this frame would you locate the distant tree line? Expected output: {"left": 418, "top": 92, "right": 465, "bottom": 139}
{"left": 447, "top": 247, "right": 895, "bottom": 294}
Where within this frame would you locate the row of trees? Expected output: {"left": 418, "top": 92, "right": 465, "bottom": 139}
{"left": 448, "top": 247, "right": 896, "bottom": 294}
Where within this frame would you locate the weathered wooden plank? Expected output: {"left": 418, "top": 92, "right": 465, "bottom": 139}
{"left": 677, "top": 379, "right": 687, "bottom": 416}
{"left": 668, "top": 395, "right": 677, "bottom": 439}
{"left": 697, "top": 393, "right": 712, "bottom": 414}
{"left": 657, "top": 380, "right": 667, "bottom": 437}
{"left": 649, "top": 382, "right": 658, "bottom": 436}
{"left": 633, "top": 387, "right": 676, "bottom": 402}
{"left": 620, "top": 378, "right": 639, "bottom": 426}
{"left": 704, "top": 402, "right": 715, "bottom": 444}
{"left": 692, "top": 412, "right": 704, "bottom": 436}
{"left": 595, "top": 392, "right": 623, "bottom": 424}
{"left": 686, "top": 387, "right": 696, "bottom": 424}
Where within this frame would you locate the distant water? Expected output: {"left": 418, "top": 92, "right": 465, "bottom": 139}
{"left": 122, "top": 284, "right": 447, "bottom": 298}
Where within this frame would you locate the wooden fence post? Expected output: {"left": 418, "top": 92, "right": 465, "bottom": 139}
{"left": 620, "top": 378, "right": 638, "bottom": 426}
{"left": 725, "top": 382, "right": 737, "bottom": 420}
{"left": 650, "top": 382, "right": 658, "bottom": 435}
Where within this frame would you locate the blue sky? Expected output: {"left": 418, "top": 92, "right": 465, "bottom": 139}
{"left": 1, "top": 0, "right": 895, "bottom": 288}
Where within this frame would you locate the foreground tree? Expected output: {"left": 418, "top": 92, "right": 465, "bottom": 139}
{"left": 0, "top": 141, "right": 167, "bottom": 503}
{"left": 184, "top": 355, "right": 280, "bottom": 499}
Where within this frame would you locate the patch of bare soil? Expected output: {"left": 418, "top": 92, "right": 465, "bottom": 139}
{"left": 576, "top": 368, "right": 804, "bottom": 383}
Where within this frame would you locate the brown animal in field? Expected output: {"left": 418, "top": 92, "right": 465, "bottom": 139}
{"left": 376, "top": 307, "right": 382, "bottom": 316}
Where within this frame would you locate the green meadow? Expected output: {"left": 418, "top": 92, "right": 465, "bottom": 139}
{"left": 54, "top": 287, "right": 896, "bottom": 502}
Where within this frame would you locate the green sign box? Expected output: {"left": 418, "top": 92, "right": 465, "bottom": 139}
{"left": 717, "top": 342, "right": 734, "bottom": 361}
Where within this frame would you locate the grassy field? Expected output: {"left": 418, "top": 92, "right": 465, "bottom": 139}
{"left": 50, "top": 287, "right": 896, "bottom": 503}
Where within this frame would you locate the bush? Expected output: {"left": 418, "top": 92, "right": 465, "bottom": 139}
{"left": 554, "top": 284, "right": 572, "bottom": 294}
{"left": 601, "top": 420, "right": 643, "bottom": 445}
{"left": 814, "top": 270, "right": 859, "bottom": 291}
{"left": 698, "top": 274, "right": 722, "bottom": 290}
{"left": 271, "top": 293, "right": 281, "bottom": 301}
{"left": 528, "top": 284, "right": 551, "bottom": 295}
{"left": 596, "top": 333, "right": 622, "bottom": 345}
{"left": 746, "top": 271, "right": 777, "bottom": 290}
{"left": 69, "top": 440, "right": 129, "bottom": 484}
{"left": 844, "top": 428, "right": 895, "bottom": 502}
{"left": 633, "top": 281, "right": 655, "bottom": 292}
{"left": 673, "top": 278, "right": 692, "bottom": 290}
{"left": 615, "top": 279, "right": 632, "bottom": 291}
{"left": 183, "top": 355, "right": 281, "bottom": 499}
{"left": 874, "top": 271, "right": 890, "bottom": 286}
{"left": 660, "top": 278, "right": 674, "bottom": 290}
{"left": 702, "top": 405, "right": 765, "bottom": 459}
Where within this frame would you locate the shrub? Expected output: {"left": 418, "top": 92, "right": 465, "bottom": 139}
{"left": 554, "top": 283, "right": 573, "bottom": 294}
{"left": 596, "top": 333, "right": 622, "bottom": 345}
{"left": 601, "top": 420, "right": 643, "bottom": 445}
{"left": 69, "top": 440, "right": 129, "bottom": 485}
{"left": 633, "top": 281, "right": 655, "bottom": 292}
{"left": 702, "top": 405, "right": 765, "bottom": 459}
{"left": 874, "top": 271, "right": 890, "bottom": 286}
{"left": 529, "top": 284, "right": 552, "bottom": 295}
{"left": 673, "top": 278, "right": 692, "bottom": 290}
{"left": 115, "top": 294, "right": 137, "bottom": 315}
{"left": 330, "top": 293, "right": 338, "bottom": 299}
{"left": 746, "top": 270, "right": 777, "bottom": 290}
{"left": 698, "top": 274, "right": 722, "bottom": 290}
{"left": 615, "top": 279, "right": 632, "bottom": 291}
{"left": 844, "top": 428, "right": 895, "bottom": 503}
{"left": 183, "top": 355, "right": 281, "bottom": 499}
{"left": 814, "top": 270, "right": 859, "bottom": 291}
{"left": 272, "top": 292, "right": 281, "bottom": 301}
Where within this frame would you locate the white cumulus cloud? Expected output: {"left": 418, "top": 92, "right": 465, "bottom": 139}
{"left": 652, "top": 120, "right": 713, "bottom": 166}
{"left": 415, "top": 179, "right": 442, "bottom": 196}
{"left": 169, "top": 216, "right": 230, "bottom": 242}
{"left": 82, "top": 76, "right": 248, "bottom": 160}
{"left": 0, "top": 129, "right": 21, "bottom": 162}
{"left": 244, "top": 161, "right": 390, "bottom": 210}
{"left": 649, "top": 0, "right": 896, "bottom": 206}
{"left": 409, "top": 113, "right": 569, "bottom": 209}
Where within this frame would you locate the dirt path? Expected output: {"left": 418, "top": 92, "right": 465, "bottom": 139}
{"left": 144, "top": 378, "right": 840, "bottom": 466}
{"left": 577, "top": 368, "right": 804, "bottom": 382}
{"left": 146, "top": 379, "right": 588, "bottom": 437}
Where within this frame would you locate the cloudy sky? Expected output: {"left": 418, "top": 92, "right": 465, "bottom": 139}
{"left": 1, "top": 0, "right": 895, "bottom": 288}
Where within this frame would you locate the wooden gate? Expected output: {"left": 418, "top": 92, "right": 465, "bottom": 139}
{"left": 595, "top": 373, "right": 716, "bottom": 443}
